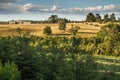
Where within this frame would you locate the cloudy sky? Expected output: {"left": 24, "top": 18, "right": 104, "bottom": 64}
{"left": 0, "top": 0, "right": 120, "bottom": 21}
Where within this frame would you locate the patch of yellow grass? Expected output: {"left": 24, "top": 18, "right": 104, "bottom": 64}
{"left": 0, "top": 22, "right": 102, "bottom": 37}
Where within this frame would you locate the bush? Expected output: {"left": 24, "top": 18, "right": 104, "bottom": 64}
{"left": 69, "top": 25, "right": 80, "bottom": 35}
{"left": 43, "top": 26, "right": 52, "bottom": 35}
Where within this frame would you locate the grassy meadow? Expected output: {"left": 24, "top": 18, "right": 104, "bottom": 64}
{"left": 0, "top": 22, "right": 102, "bottom": 37}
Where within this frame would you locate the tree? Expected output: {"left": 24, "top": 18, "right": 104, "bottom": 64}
{"left": 118, "top": 17, "right": 120, "bottom": 21}
{"left": 43, "top": 26, "right": 52, "bottom": 35}
{"left": 103, "top": 14, "right": 109, "bottom": 23}
{"left": 86, "top": 13, "right": 96, "bottom": 22}
{"left": 69, "top": 25, "right": 80, "bottom": 35}
{"left": 110, "top": 13, "right": 116, "bottom": 22}
{"left": 14, "top": 37, "right": 42, "bottom": 80}
{"left": 0, "top": 62, "right": 21, "bottom": 80}
{"left": 97, "top": 23, "right": 120, "bottom": 56}
{"left": 58, "top": 19, "right": 66, "bottom": 30}
{"left": 95, "top": 13, "right": 102, "bottom": 23}
{"left": 48, "top": 15, "right": 58, "bottom": 23}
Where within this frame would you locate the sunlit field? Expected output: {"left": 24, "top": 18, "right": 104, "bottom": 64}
{"left": 0, "top": 22, "right": 102, "bottom": 37}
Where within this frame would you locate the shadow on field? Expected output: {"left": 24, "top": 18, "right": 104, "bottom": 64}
{"left": 0, "top": 26, "right": 9, "bottom": 28}
{"left": 51, "top": 34, "right": 70, "bottom": 36}
{"left": 80, "top": 28, "right": 98, "bottom": 30}
{"left": 94, "top": 56, "right": 120, "bottom": 79}
{"left": 95, "top": 57, "right": 120, "bottom": 64}
{"left": 78, "top": 32, "right": 96, "bottom": 34}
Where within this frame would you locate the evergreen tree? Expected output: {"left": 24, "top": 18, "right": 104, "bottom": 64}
{"left": 0, "top": 62, "right": 21, "bottom": 80}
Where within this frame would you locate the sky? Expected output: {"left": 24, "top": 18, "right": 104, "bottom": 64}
{"left": 0, "top": 0, "right": 120, "bottom": 21}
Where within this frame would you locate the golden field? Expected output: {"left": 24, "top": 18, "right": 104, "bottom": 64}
{"left": 0, "top": 22, "right": 102, "bottom": 37}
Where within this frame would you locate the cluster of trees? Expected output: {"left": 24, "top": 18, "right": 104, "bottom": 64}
{"left": 0, "top": 23, "right": 120, "bottom": 79}
{"left": 47, "top": 15, "right": 70, "bottom": 23}
{"left": 43, "top": 15, "right": 67, "bottom": 35}
{"left": 96, "top": 23, "right": 120, "bottom": 56}
{"left": 86, "top": 13, "right": 116, "bottom": 23}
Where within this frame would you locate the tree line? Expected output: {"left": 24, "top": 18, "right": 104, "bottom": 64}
{"left": 86, "top": 13, "right": 116, "bottom": 23}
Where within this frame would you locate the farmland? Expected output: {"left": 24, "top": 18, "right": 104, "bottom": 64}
{"left": 0, "top": 22, "right": 102, "bottom": 37}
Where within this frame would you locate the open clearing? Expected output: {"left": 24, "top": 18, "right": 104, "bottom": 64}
{"left": 0, "top": 22, "right": 102, "bottom": 37}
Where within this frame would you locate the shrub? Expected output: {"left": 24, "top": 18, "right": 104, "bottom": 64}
{"left": 43, "top": 26, "right": 52, "bottom": 35}
{"left": 69, "top": 25, "right": 80, "bottom": 35}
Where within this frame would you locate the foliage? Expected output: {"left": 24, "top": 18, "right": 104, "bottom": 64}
{"left": 0, "top": 61, "right": 21, "bottom": 80}
{"left": 86, "top": 13, "right": 96, "bottom": 22}
{"left": 95, "top": 13, "right": 102, "bottom": 23}
{"left": 48, "top": 15, "right": 58, "bottom": 23}
{"left": 69, "top": 25, "right": 80, "bottom": 35}
{"left": 58, "top": 19, "right": 66, "bottom": 30}
{"left": 86, "top": 13, "right": 116, "bottom": 23}
{"left": 0, "top": 23, "right": 120, "bottom": 80}
{"left": 103, "top": 14, "right": 109, "bottom": 23}
{"left": 43, "top": 26, "right": 52, "bottom": 35}
{"left": 110, "top": 13, "right": 116, "bottom": 22}
{"left": 96, "top": 23, "right": 120, "bottom": 56}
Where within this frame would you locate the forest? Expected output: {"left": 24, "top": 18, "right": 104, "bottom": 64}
{"left": 0, "top": 21, "right": 120, "bottom": 80}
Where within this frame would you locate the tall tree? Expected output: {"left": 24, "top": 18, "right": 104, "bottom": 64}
{"left": 58, "top": 19, "right": 66, "bottom": 30}
{"left": 103, "top": 14, "right": 109, "bottom": 23}
{"left": 110, "top": 13, "right": 116, "bottom": 22}
{"left": 95, "top": 13, "right": 102, "bottom": 23}
{"left": 48, "top": 15, "right": 58, "bottom": 23}
{"left": 86, "top": 13, "right": 96, "bottom": 22}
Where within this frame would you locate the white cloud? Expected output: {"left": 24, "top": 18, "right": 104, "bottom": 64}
{"left": 0, "top": 3, "right": 120, "bottom": 14}
{"left": 67, "top": 4, "right": 119, "bottom": 12}
{"left": 22, "top": 3, "right": 33, "bottom": 13}
{"left": 51, "top": 5, "right": 60, "bottom": 11}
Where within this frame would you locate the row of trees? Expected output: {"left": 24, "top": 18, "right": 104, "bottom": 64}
{"left": 47, "top": 15, "right": 69, "bottom": 23}
{"left": 86, "top": 13, "right": 116, "bottom": 23}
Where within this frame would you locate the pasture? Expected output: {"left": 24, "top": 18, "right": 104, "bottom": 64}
{"left": 0, "top": 22, "right": 102, "bottom": 37}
